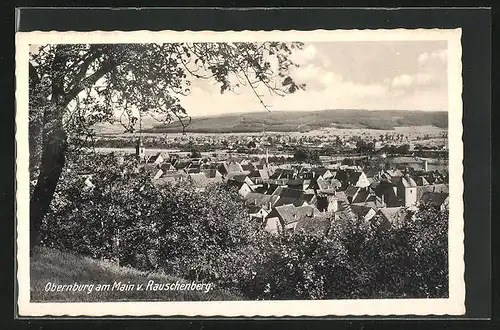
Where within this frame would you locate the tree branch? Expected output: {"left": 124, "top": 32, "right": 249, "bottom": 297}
{"left": 63, "top": 60, "right": 115, "bottom": 107}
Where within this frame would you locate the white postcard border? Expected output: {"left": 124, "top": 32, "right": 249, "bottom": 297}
{"left": 15, "top": 28, "right": 464, "bottom": 317}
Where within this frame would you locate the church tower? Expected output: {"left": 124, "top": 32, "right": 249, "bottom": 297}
{"left": 135, "top": 137, "right": 146, "bottom": 161}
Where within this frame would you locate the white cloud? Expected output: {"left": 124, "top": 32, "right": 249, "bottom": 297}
{"left": 391, "top": 72, "right": 438, "bottom": 88}
{"left": 392, "top": 74, "right": 414, "bottom": 88}
{"left": 319, "top": 72, "right": 343, "bottom": 86}
{"left": 176, "top": 43, "right": 449, "bottom": 115}
{"left": 290, "top": 44, "right": 317, "bottom": 65}
{"left": 418, "top": 49, "right": 447, "bottom": 64}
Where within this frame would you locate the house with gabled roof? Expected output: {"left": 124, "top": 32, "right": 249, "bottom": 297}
{"left": 227, "top": 173, "right": 254, "bottom": 187}
{"left": 350, "top": 204, "right": 377, "bottom": 222}
{"left": 348, "top": 171, "right": 371, "bottom": 188}
{"left": 264, "top": 204, "right": 319, "bottom": 235}
{"left": 306, "top": 167, "right": 334, "bottom": 180}
{"left": 316, "top": 194, "right": 339, "bottom": 213}
{"left": 241, "top": 163, "right": 257, "bottom": 172}
{"left": 173, "top": 159, "right": 192, "bottom": 170}
{"left": 153, "top": 171, "right": 188, "bottom": 187}
{"left": 397, "top": 175, "right": 418, "bottom": 207}
{"left": 415, "top": 176, "right": 430, "bottom": 186}
{"left": 248, "top": 169, "right": 270, "bottom": 185}
{"left": 269, "top": 168, "right": 295, "bottom": 180}
{"left": 286, "top": 178, "right": 305, "bottom": 190}
{"left": 147, "top": 152, "right": 168, "bottom": 165}
{"left": 227, "top": 161, "right": 245, "bottom": 174}
{"left": 159, "top": 162, "right": 176, "bottom": 172}
{"left": 185, "top": 167, "right": 201, "bottom": 174}
{"left": 372, "top": 180, "right": 399, "bottom": 207}
{"left": 244, "top": 192, "right": 280, "bottom": 210}
{"left": 377, "top": 207, "right": 408, "bottom": 229}
{"left": 419, "top": 192, "right": 449, "bottom": 211}
{"left": 309, "top": 177, "right": 342, "bottom": 195}
{"left": 416, "top": 183, "right": 449, "bottom": 200}
{"left": 272, "top": 187, "right": 308, "bottom": 207}
{"left": 202, "top": 168, "right": 223, "bottom": 179}
{"left": 363, "top": 167, "right": 383, "bottom": 183}
{"left": 227, "top": 179, "right": 252, "bottom": 197}
{"left": 294, "top": 213, "right": 332, "bottom": 237}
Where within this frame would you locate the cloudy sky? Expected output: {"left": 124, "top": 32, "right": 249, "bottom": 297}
{"left": 180, "top": 40, "right": 448, "bottom": 117}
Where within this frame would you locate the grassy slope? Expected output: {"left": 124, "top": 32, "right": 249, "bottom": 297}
{"left": 142, "top": 109, "right": 448, "bottom": 134}
{"left": 30, "top": 247, "right": 240, "bottom": 302}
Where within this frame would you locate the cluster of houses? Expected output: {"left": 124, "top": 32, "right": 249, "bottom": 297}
{"left": 130, "top": 142, "right": 449, "bottom": 237}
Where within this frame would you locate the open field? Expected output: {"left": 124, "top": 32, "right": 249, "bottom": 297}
{"left": 94, "top": 125, "right": 446, "bottom": 142}
{"left": 31, "top": 247, "right": 240, "bottom": 302}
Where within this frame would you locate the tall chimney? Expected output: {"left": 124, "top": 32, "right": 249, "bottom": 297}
{"left": 424, "top": 159, "right": 428, "bottom": 172}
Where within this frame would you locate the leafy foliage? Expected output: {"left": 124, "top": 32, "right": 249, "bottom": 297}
{"left": 42, "top": 152, "right": 448, "bottom": 300}
{"left": 293, "top": 148, "right": 320, "bottom": 163}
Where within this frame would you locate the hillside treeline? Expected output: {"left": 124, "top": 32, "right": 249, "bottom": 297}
{"left": 145, "top": 110, "right": 448, "bottom": 133}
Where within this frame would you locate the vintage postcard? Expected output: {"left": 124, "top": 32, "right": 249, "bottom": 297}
{"left": 16, "top": 28, "right": 464, "bottom": 317}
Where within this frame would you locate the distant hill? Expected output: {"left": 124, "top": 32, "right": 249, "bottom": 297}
{"left": 143, "top": 109, "right": 448, "bottom": 133}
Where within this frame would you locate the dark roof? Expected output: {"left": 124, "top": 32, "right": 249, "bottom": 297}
{"left": 348, "top": 171, "right": 364, "bottom": 183}
{"left": 386, "top": 169, "right": 403, "bottom": 177}
{"left": 415, "top": 176, "right": 430, "bottom": 186}
{"left": 364, "top": 167, "right": 382, "bottom": 178}
{"left": 335, "top": 208, "right": 357, "bottom": 222}
{"left": 378, "top": 207, "right": 408, "bottom": 227}
{"left": 249, "top": 169, "right": 269, "bottom": 180}
{"left": 287, "top": 178, "right": 304, "bottom": 186}
{"left": 241, "top": 164, "right": 256, "bottom": 172}
{"left": 273, "top": 187, "right": 303, "bottom": 199}
{"left": 334, "top": 169, "right": 349, "bottom": 182}
{"left": 350, "top": 204, "right": 374, "bottom": 218}
{"left": 202, "top": 168, "right": 221, "bottom": 178}
{"left": 270, "top": 168, "right": 295, "bottom": 180}
{"left": 244, "top": 193, "right": 279, "bottom": 208}
{"left": 400, "top": 176, "right": 417, "bottom": 188}
{"left": 416, "top": 183, "right": 449, "bottom": 200}
{"left": 227, "top": 179, "right": 247, "bottom": 190}
{"left": 274, "top": 195, "right": 307, "bottom": 207}
{"left": 420, "top": 192, "right": 449, "bottom": 206}
{"left": 294, "top": 214, "right": 331, "bottom": 237}
{"left": 273, "top": 204, "right": 298, "bottom": 225}
{"left": 159, "top": 163, "right": 175, "bottom": 171}
{"left": 345, "top": 185, "right": 360, "bottom": 198}
{"left": 229, "top": 174, "right": 250, "bottom": 183}
{"left": 352, "top": 188, "right": 370, "bottom": 203}
{"left": 311, "top": 168, "right": 330, "bottom": 176}
{"left": 174, "top": 159, "right": 191, "bottom": 169}
{"left": 147, "top": 152, "right": 163, "bottom": 163}
{"left": 269, "top": 204, "right": 318, "bottom": 226}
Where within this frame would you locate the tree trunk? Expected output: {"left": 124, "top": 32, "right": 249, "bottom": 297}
{"left": 29, "top": 100, "right": 67, "bottom": 251}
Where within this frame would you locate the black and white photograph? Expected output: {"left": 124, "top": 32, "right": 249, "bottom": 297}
{"left": 15, "top": 29, "right": 464, "bottom": 316}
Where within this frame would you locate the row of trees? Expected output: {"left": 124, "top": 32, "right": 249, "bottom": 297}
{"left": 41, "top": 152, "right": 448, "bottom": 300}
